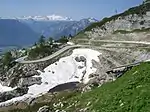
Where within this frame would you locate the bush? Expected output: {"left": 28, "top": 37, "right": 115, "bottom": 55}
{"left": 2, "top": 51, "right": 13, "bottom": 67}
{"left": 38, "top": 35, "right": 46, "bottom": 46}
{"left": 28, "top": 45, "right": 54, "bottom": 59}
{"left": 57, "top": 36, "right": 69, "bottom": 44}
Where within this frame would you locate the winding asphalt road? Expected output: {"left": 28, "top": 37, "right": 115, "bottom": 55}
{"left": 15, "top": 40, "right": 150, "bottom": 64}
{"left": 15, "top": 45, "right": 81, "bottom": 64}
{"left": 76, "top": 39, "right": 150, "bottom": 45}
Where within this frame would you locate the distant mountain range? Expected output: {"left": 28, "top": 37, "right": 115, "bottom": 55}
{"left": 15, "top": 14, "right": 73, "bottom": 21}
{"left": 0, "top": 15, "right": 98, "bottom": 46}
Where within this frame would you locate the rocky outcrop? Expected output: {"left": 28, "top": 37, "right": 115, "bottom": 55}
{"left": 37, "top": 105, "right": 51, "bottom": 112}
{"left": 85, "top": 12, "right": 150, "bottom": 38}
{"left": 18, "top": 77, "right": 42, "bottom": 87}
{"left": 0, "top": 48, "right": 74, "bottom": 88}
{"left": 75, "top": 56, "right": 86, "bottom": 62}
{"left": 0, "top": 87, "right": 28, "bottom": 103}
{"left": 80, "top": 1, "right": 150, "bottom": 42}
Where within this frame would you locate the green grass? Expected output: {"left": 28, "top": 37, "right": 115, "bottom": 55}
{"left": 8, "top": 62, "right": 150, "bottom": 112}
{"left": 60, "top": 62, "right": 150, "bottom": 112}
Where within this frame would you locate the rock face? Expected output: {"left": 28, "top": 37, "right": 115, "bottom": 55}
{"left": 85, "top": 12, "right": 150, "bottom": 38}
{"left": 75, "top": 56, "right": 86, "bottom": 62}
{"left": 0, "top": 48, "right": 74, "bottom": 88}
{"left": 0, "top": 87, "right": 28, "bottom": 103}
{"left": 1, "top": 64, "right": 41, "bottom": 87}
{"left": 81, "top": 47, "right": 150, "bottom": 92}
{"left": 18, "top": 77, "right": 42, "bottom": 87}
{"left": 79, "top": 1, "right": 150, "bottom": 42}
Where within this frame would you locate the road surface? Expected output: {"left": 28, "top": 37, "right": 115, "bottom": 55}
{"left": 16, "top": 45, "right": 81, "bottom": 64}
{"left": 76, "top": 39, "right": 150, "bottom": 45}
{"left": 16, "top": 40, "right": 150, "bottom": 64}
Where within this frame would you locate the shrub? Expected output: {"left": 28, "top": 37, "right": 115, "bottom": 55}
{"left": 57, "top": 36, "right": 69, "bottom": 44}
{"left": 2, "top": 51, "right": 13, "bottom": 67}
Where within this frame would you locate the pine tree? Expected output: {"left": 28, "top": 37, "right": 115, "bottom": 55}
{"left": 38, "top": 35, "right": 45, "bottom": 46}
{"left": 2, "top": 51, "right": 13, "bottom": 66}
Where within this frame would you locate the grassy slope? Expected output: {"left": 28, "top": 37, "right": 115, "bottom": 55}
{"left": 60, "top": 62, "right": 150, "bottom": 112}
{"left": 9, "top": 62, "right": 150, "bottom": 112}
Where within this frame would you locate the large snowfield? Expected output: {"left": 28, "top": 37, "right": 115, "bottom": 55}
{"left": 0, "top": 48, "right": 101, "bottom": 106}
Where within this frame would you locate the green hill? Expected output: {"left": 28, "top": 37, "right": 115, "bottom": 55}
{"left": 55, "top": 62, "right": 150, "bottom": 112}
{"left": 10, "top": 62, "right": 150, "bottom": 112}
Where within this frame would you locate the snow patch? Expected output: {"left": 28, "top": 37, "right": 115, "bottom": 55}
{"left": 28, "top": 48, "right": 101, "bottom": 95}
{"left": 0, "top": 48, "right": 101, "bottom": 106}
{"left": 67, "top": 42, "right": 74, "bottom": 45}
{"left": 0, "top": 84, "right": 15, "bottom": 92}
{"left": 87, "top": 17, "right": 99, "bottom": 23}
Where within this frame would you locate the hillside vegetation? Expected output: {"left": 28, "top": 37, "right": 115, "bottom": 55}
{"left": 9, "top": 62, "right": 150, "bottom": 112}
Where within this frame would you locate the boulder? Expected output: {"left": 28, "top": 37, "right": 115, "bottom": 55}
{"left": 75, "top": 56, "right": 86, "bottom": 62}
{"left": 0, "top": 87, "right": 28, "bottom": 103}
{"left": 80, "top": 56, "right": 86, "bottom": 62}
{"left": 78, "top": 66, "right": 84, "bottom": 69}
{"left": 1, "top": 77, "right": 19, "bottom": 87}
{"left": 18, "top": 77, "right": 42, "bottom": 87}
{"left": 75, "top": 57, "right": 80, "bottom": 62}
{"left": 37, "top": 105, "right": 51, "bottom": 112}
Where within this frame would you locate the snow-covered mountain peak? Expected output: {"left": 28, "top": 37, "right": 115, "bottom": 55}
{"left": 80, "top": 17, "right": 98, "bottom": 23}
{"left": 16, "top": 14, "right": 73, "bottom": 21}
{"left": 87, "top": 17, "right": 99, "bottom": 22}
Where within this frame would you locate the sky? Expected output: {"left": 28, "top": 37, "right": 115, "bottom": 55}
{"left": 0, "top": 0, "right": 143, "bottom": 20}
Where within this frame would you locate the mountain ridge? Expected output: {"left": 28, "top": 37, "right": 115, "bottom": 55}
{"left": 20, "top": 17, "right": 98, "bottom": 39}
{"left": 16, "top": 14, "right": 73, "bottom": 21}
{"left": 0, "top": 17, "right": 98, "bottom": 46}
{"left": 74, "top": 1, "right": 150, "bottom": 41}
{"left": 1, "top": 15, "right": 98, "bottom": 22}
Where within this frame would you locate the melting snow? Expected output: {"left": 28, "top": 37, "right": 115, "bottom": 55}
{"left": 0, "top": 84, "right": 15, "bottom": 93}
{"left": 0, "top": 48, "right": 101, "bottom": 106}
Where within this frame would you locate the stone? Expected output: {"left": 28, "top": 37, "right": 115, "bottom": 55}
{"left": 75, "top": 57, "right": 80, "bottom": 62}
{"left": 18, "top": 77, "right": 42, "bottom": 87}
{"left": 37, "top": 105, "right": 51, "bottom": 112}
{"left": 0, "top": 87, "right": 28, "bottom": 103}
{"left": 82, "top": 70, "right": 86, "bottom": 76}
{"left": 75, "top": 56, "right": 86, "bottom": 62}
{"left": 89, "top": 73, "right": 99, "bottom": 78}
{"left": 80, "top": 56, "right": 86, "bottom": 62}
{"left": 78, "top": 66, "right": 84, "bottom": 69}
